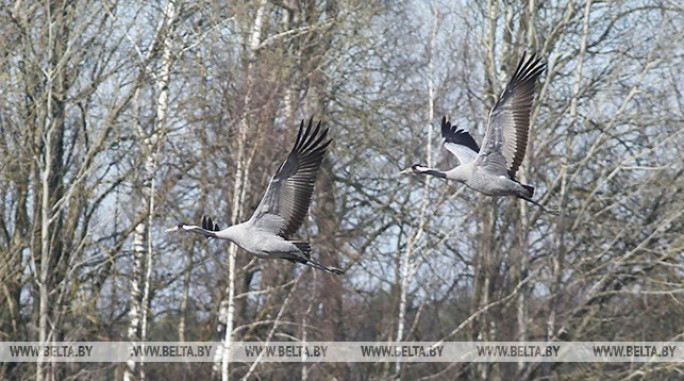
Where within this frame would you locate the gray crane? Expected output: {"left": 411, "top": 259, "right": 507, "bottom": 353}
{"left": 167, "top": 119, "right": 344, "bottom": 274}
{"left": 409, "top": 53, "right": 557, "bottom": 215}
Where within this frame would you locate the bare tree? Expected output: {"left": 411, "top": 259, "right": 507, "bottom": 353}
{"left": 0, "top": 1, "right": 682, "bottom": 380}
{"left": 125, "top": 2, "right": 181, "bottom": 381}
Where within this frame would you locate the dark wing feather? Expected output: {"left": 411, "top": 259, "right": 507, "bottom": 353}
{"left": 478, "top": 53, "right": 546, "bottom": 177}
{"left": 248, "top": 118, "right": 332, "bottom": 238}
{"left": 441, "top": 116, "right": 480, "bottom": 152}
{"left": 441, "top": 117, "right": 480, "bottom": 165}
{"left": 201, "top": 215, "right": 220, "bottom": 231}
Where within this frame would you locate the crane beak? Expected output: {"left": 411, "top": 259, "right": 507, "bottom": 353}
{"left": 166, "top": 225, "right": 182, "bottom": 232}
{"left": 399, "top": 167, "right": 414, "bottom": 175}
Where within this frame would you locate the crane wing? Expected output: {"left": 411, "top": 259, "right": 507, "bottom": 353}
{"left": 247, "top": 118, "right": 332, "bottom": 238}
{"left": 476, "top": 53, "right": 546, "bottom": 177}
{"left": 441, "top": 116, "right": 479, "bottom": 165}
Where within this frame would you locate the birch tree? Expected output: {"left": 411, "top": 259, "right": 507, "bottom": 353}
{"left": 0, "top": 1, "right": 169, "bottom": 379}
{"left": 1, "top": 0, "right": 682, "bottom": 380}
{"left": 125, "top": 2, "right": 181, "bottom": 381}
{"left": 208, "top": 2, "right": 269, "bottom": 379}
{"left": 394, "top": 7, "right": 440, "bottom": 380}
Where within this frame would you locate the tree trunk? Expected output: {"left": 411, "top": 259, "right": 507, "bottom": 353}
{"left": 37, "top": 2, "right": 68, "bottom": 380}
{"left": 394, "top": 8, "right": 439, "bottom": 380}
{"left": 125, "top": 2, "right": 177, "bottom": 380}
{"left": 214, "top": 2, "right": 267, "bottom": 380}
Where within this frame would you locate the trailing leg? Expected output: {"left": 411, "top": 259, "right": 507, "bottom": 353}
{"left": 290, "top": 241, "right": 345, "bottom": 275}
{"left": 302, "top": 259, "right": 345, "bottom": 275}
{"left": 519, "top": 195, "right": 560, "bottom": 216}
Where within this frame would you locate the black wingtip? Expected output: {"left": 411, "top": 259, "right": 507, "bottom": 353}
{"left": 441, "top": 117, "right": 451, "bottom": 138}
{"left": 513, "top": 52, "right": 547, "bottom": 84}
{"left": 294, "top": 118, "right": 315, "bottom": 152}
{"left": 440, "top": 117, "right": 480, "bottom": 153}
{"left": 492, "top": 52, "right": 546, "bottom": 111}
{"left": 293, "top": 117, "right": 332, "bottom": 155}
{"left": 311, "top": 126, "right": 331, "bottom": 153}
{"left": 294, "top": 119, "right": 306, "bottom": 151}
{"left": 201, "top": 215, "right": 220, "bottom": 232}
{"left": 301, "top": 118, "right": 323, "bottom": 151}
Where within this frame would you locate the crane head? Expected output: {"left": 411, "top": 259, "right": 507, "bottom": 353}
{"left": 165, "top": 223, "right": 185, "bottom": 232}
{"left": 399, "top": 165, "right": 417, "bottom": 175}
{"left": 399, "top": 164, "right": 426, "bottom": 175}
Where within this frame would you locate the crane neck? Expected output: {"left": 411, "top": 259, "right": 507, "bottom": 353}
{"left": 445, "top": 165, "right": 470, "bottom": 183}
{"left": 412, "top": 165, "right": 446, "bottom": 179}
{"left": 214, "top": 224, "right": 242, "bottom": 241}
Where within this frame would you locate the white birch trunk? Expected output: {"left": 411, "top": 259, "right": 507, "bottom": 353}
{"left": 125, "top": 2, "right": 177, "bottom": 380}
{"left": 213, "top": 2, "right": 267, "bottom": 380}
{"left": 37, "top": 6, "right": 57, "bottom": 379}
{"left": 37, "top": 84, "right": 53, "bottom": 381}
{"left": 140, "top": 0, "right": 176, "bottom": 357}
{"left": 178, "top": 249, "right": 191, "bottom": 342}
{"left": 516, "top": 1, "right": 536, "bottom": 372}
{"left": 394, "top": 9, "right": 439, "bottom": 380}
{"left": 547, "top": 0, "right": 592, "bottom": 345}
{"left": 474, "top": 2, "right": 499, "bottom": 379}
{"left": 125, "top": 216, "right": 145, "bottom": 381}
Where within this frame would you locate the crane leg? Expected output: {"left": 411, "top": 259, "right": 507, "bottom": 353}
{"left": 519, "top": 196, "right": 560, "bottom": 216}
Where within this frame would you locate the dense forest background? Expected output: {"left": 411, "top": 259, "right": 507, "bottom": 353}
{"left": 0, "top": 0, "right": 682, "bottom": 380}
